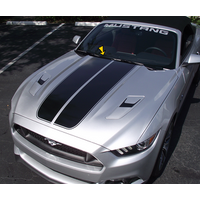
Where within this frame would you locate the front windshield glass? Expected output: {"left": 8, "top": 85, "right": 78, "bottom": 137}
{"left": 76, "top": 23, "right": 177, "bottom": 70}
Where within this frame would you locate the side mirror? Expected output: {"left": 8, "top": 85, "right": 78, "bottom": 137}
{"left": 188, "top": 54, "right": 200, "bottom": 64}
{"left": 72, "top": 35, "right": 81, "bottom": 44}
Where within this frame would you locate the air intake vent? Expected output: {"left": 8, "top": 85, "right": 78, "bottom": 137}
{"left": 30, "top": 73, "right": 51, "bottom": 96}
{"left": 106, "top": 95, "right": 144, "bottom": 119}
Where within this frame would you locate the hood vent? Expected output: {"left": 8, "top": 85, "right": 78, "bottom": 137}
{"left": 30, "top": 73, "right": 51, "bottom": 96}
{"left": 119, "top": 98, "right": 141, "bottom": 108}
{"left": 106, "top": 95, "right": 144, "bottom": 119}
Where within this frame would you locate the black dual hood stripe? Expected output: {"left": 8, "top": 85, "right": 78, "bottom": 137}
{"left": 55, "top": 61, "right": 134, "bottom": 128}
{"left": 38, "top": 57, "right": 110, "bottom": 122}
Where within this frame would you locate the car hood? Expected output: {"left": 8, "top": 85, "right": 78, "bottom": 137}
{"left": 13, "top": 51, "right": 177, "bottom": 150}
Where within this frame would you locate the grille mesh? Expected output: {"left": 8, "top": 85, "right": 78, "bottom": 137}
{"left": 14, "top": 124, "right": 103, "bottom": 168}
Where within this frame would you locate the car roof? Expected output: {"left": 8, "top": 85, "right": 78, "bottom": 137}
{"left": 106, "top": 16, "right": 193, "bottom": 33}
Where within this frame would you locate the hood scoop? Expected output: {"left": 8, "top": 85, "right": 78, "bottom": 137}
{"left": 30, "top": 72, "right": 51, "bottom": 96}
{"left": 119, "top": 98, "right": 141, "bottom": 108}
{"left": 106, "top": 95, "right": 144, "bottom": 119}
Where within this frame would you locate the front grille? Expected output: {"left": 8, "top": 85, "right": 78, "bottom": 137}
{"left": 14, "top": 124, "right": 103, "bottom": 168}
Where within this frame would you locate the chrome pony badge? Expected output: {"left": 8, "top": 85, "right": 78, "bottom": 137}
{"left": 44, "top": 137, "right": 61, "bottom": 146}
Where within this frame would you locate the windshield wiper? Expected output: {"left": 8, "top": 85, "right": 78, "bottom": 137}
{"left": 112, "top": 58, "right": 164, "bottom": 70}
{"left": 113, "top": 58, "right": 143, "bottom": 66}
{"left": 75, "top": 49, "right": 101, "bottom": 58}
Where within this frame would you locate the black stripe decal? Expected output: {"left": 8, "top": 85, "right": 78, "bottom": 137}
{"left": 55, "top": 61, "right": 134, "bottom": 128}
{"left": 38, "top": 57, "right": 110, "bottom": 122}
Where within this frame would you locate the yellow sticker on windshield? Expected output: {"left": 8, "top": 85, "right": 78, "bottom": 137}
{"left": 99, "top": 46, "right": 105, "bottom": 55}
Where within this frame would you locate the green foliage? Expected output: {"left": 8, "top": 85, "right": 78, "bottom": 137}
{"left": 190, "top": 16, "right": 200, "bottom": 25}
{"left": 36, "top": 16, "right": 200, "bottom": 25}
{"left": 4, "top": 16, "right": 200, "bottom": 25}
{"left": 35, "top": 16, "right": 106, "bottom": 23}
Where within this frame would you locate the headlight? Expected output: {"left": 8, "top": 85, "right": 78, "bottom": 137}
{"left": 111, "top": 131, "right": 158, "bottom": 157}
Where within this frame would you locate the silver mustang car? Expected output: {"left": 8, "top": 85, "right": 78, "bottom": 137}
{"left": 9, "top": 16, "right": 200, "bottom": 184}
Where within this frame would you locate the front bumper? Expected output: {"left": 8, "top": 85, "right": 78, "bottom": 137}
{"left": 11, "top": 115, "right": 161, "bottom": 184}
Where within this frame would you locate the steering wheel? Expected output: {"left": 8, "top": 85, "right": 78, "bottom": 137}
{"left": 144, "top": 47, "right": 167, "bottom": 57}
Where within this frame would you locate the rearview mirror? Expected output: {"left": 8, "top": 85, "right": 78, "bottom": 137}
{"left": 72, "top": 35, "right": 81, "bottom": 44}
{"left": 188, "top": 54, "right": 200, "bottom": 64}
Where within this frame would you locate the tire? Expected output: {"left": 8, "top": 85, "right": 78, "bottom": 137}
{"left": 152, "top": 121, "right": 174, "bottom": 177}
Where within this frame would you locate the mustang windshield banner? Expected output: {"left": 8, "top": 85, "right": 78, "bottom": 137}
{"left": 104, "top": 23, "right": 169, "bottom": 35}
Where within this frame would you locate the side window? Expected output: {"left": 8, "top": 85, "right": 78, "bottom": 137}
{"left": 181, "top": 24, "right": 195, "bottom": 60}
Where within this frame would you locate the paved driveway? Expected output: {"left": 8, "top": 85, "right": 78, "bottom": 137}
{"left": 0, "top": 23, "right": 200, "bottom": 183}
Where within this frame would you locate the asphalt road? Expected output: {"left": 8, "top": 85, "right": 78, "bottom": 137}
{"left": 0, "top": 23, "right": 200, "bottom": 184}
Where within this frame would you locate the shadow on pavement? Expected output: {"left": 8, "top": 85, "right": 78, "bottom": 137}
{"left": 0, "top": 24, "right": 93, "bottom": 76}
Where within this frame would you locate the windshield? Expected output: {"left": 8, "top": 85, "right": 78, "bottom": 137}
{"left": 76, "top": 23, "right": 178, "bottom": 70}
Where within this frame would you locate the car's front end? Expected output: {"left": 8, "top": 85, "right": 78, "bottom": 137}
{"left": 11, "top": 113, "right": 167, "bottom": 184}
{"left": 10, "top": 17, "right": 188, "bottom": 184}
{"left": 9, "top": 54, "right": 178, "bottom": 184}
